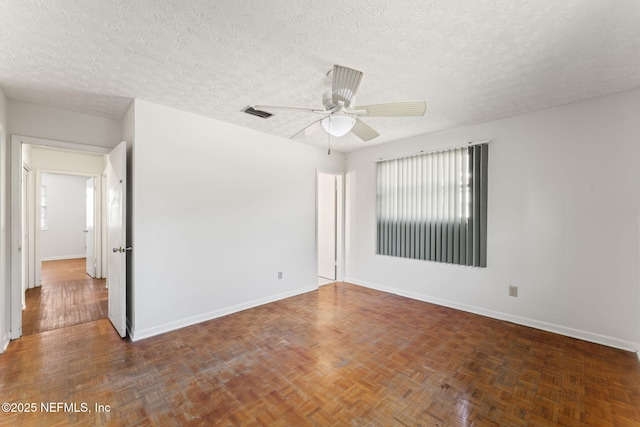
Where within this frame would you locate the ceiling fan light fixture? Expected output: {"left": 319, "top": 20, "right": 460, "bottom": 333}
{"left": 321, "top": 115, "right": 355, "bottom": 137}
{"left": 255, "top": 65, "right": 427, "bottom": 143}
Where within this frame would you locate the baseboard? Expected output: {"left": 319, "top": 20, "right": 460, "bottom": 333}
{"left": 345, "top": 277, "right": 638, "bottom": 353}
{"left": 130, "top": 285, "right": 318, "bottom": 342}
{"left": 1, "top": 333, "right": 9, "bottom": 354}
{"left": 41, "top": 255, "right": 86, "bottom": 261}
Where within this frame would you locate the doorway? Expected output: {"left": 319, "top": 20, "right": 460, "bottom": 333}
{"left": 39, "top": 172, "right": 94, "bottom": 266}
{"left": 10, "top": 137, "right": 112, "bottom": 339}
{"left": 317, "top": 170, "right": 344, "bottom": 286}
{"left": 26, "top": 166, "right": 106, "bottom": 334}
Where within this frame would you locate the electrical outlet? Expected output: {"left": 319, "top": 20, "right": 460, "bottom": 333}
{"left": 509, "top": 285, "right": 518, "bottom": 297}
{"left": 278, "top": 272, "right": 283, "bottom": 280}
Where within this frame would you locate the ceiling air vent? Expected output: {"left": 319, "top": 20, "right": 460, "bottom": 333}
{"left": 243, "top": 106, "right": 273, "bottom": 119}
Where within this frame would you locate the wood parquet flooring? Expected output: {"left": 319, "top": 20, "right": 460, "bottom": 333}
{"left": 2, "top": 282, "right": 639, "bottom": 426}
{"left": 22, "top": 258, "right": 107, "bottom": 335}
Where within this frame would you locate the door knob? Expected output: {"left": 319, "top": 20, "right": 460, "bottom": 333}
{"left": 112, "top": 247, "right": 133, "bottom": 253}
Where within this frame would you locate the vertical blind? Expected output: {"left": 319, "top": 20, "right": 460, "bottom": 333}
{"left": 376, "top": 143, "right": 488, "bottom": 267}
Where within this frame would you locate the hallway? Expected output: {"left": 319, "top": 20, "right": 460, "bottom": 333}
{"left": 22, "top": 258, "right": 107, "bottom": 335}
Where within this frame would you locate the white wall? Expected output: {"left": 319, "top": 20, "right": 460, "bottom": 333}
{"left": 0, "top": 86, "right": 9, "bottom": 352}
{"left": 8, "top": 100, "right": 122, "bottom": 149}
{"left": 30, "top": 146, "right": 106, "bottom": 175}
{"left": 40, "top": 173, "right": 87, "bottom": 260}
{"left": 131, "top": 99, "right": 345, "bottom": 339}
{"left": 345, "top": 88, "right": 640, "bottom": 352}
{"left": 0, "top": 87, "right": 6, "bottom": 128}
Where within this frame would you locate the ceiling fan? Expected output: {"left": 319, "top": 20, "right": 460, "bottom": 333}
{"left": 254, "top": 64, "right": 427, "bottom": 142}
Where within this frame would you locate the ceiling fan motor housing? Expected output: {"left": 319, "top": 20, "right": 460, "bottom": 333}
{"left": 323, "top": 90, "right": 355, "bottom": 112}
{"left": 322, "top": 90, "right": 335, "bottom": 110}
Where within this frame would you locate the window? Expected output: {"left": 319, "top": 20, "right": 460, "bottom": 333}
{"left": 40, "top": 185, "right": 48, "bottom": 230}
{"left": 376, "top": 143, "right": 488, "bottom": 267}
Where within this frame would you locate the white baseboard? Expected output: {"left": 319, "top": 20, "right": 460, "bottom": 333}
{"left": 1, "top": 333, "right": 9, "bottom": 354}
{"left": 344, "top": 277, "right": 639, "bottom": 353}
{"left": 130, "top": 285, "right": 318, "bottom": 342}
{"left": 41, "top": 255, "right": 86, "bottom": 261}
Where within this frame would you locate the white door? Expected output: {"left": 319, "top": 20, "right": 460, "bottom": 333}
{"left": 107, "top": 141, "right": 127, "bottom": 337}
{"left": 318, "top": 173, "right": 337, "bottom": 280}
{"left": 85, "top": 177, "right": 96, "bottom": 278}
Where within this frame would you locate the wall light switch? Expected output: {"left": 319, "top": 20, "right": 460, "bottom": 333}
{"left": 278, "top": 272, "right": 283, "bottom": 280}
{"left": 509, "top": 285, "right": 518, "bottom": 297}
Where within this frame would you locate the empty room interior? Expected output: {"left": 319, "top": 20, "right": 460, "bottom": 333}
{"left": 1, "top": 1, "right": 640, "bottom": 426}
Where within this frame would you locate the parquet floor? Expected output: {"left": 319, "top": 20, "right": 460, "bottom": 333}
{"left": 22, "top": 258, "right": 107, "bottom": 335}
{"left": 2, "top": 282, "right": 639, "bottom": 426}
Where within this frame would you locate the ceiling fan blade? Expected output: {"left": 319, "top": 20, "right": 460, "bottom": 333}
{"left": 254, "top": 105, "right": 324, "bottom": 114}
{"left": 355, "top": 101, "right": 427, "bottom": 117}
{"left": 332, "top": 65, "right": 363, "bottom": 108}
{"left": 290, "top": 119, "right": 324, "bottom": 139}
{"left": 351, "top": 118, "right": 380, "bottom": 141}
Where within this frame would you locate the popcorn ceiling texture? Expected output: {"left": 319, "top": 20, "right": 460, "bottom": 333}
{"left": 1, "top": 0, "right": 639, "bottom": 152}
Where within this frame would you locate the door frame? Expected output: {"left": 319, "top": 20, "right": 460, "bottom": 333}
{"left": 35, "top": 169, "right": 103, "bottom": 284}
{"left": 10, "top": 135, "right": 110, "bottom": 340}
{"left": 21, "top": 165, "right": 31, "bottom": 309}
{"left": 316, "top": 168, "right": 345, "bottom": 283}
{"left": 85, "top": 176, "right": 97, "bottom": 278}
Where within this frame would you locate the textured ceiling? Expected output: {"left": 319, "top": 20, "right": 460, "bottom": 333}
{"left": 1, "top": 0, "right": 639, "bottom": 153}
